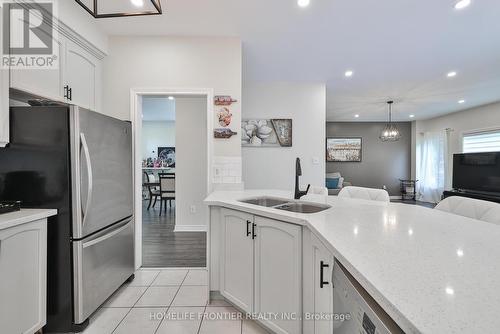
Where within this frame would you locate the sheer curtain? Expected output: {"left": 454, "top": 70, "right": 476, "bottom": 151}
{"left": 416, "top": 131, "right": 449, "bottom": 203}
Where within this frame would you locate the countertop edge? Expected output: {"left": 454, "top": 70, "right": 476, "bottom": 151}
{"left": 0, "top": 209, "right": 58, "bottom": 231}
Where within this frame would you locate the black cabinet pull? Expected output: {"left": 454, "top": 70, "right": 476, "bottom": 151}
{"left": 63, "top": 85, "right": 69, "bottom": 99}
{"left": 320, "top": 261, "right": 329, "bottom": 288}
{"left": 252, "top": 223, "right": 257, "bottom": 239}
{"left": 68, "top": 87, "right": 73, "bottom": 101}
{"left": 246, "top": 220, "right": 251, "bottom": 237}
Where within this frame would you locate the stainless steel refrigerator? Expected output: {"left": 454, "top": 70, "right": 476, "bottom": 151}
{"left": 0, "top": 105, "right": 134, "bottom": 332}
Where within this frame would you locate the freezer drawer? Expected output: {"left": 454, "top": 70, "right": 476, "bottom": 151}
{"left": 73, "top": 218, "right": 134, "bottom": 324}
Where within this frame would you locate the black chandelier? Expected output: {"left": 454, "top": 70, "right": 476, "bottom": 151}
{"left": 75, "top": 0, "right": 162, "bottom": 19}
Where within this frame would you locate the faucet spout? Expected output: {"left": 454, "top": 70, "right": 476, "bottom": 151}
{"left": 294, "top": 158, "right": 310, "bottom": 200}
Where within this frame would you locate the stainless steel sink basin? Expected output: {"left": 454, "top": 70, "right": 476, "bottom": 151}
{"left": 239, "top": 197, "right": 290, "bottom": 207}
{"left": 274, "top": 202, "right": 331, "bottom": 214}
{"left": 239, "top": 197, "right": 331, "bottom": 214}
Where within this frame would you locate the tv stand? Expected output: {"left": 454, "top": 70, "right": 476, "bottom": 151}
{"left": 443, "top": 190, "right": 500, "bottom": 204}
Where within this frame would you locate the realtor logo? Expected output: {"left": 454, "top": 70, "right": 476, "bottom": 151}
{"left": 1, "top": 0, "right": 58, "bottom": 69}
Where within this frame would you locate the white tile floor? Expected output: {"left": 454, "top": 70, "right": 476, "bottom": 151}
{"left": 82, "top": 268, "right": 270, "bottom": 334}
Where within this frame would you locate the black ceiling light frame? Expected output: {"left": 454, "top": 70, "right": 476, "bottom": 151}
{"left": 75, "top": 0, "right": 162, "bottom": 19}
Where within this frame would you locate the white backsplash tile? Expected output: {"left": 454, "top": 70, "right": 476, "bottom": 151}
{"left": 212, "top": 157, "right": 242, "bottom": 184}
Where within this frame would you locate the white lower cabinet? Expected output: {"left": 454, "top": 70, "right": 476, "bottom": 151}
{"left": 220, "top": 209, "right": 302, "bottom": 334}
{"left": 0, "top": 219, "right": 47, "bottom": 334}
{"left": 254, "top": 216, "right": 302, "bottom": 334}
{"left": 303, "top": 229, "right": 335, "bottom": 334}
{"left": 220, "top": 209, "right": 254, "bottom": 312}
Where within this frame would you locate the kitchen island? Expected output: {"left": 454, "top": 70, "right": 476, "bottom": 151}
{"left": 205, "top": 190, "right": 500, "bottom": 334}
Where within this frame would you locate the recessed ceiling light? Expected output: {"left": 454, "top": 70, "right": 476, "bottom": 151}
{"left": 409, "top": 114, "right": 415, "bottom": 118}
{"left": 168, "top": 96, "right": 175, "bottom": 100}
{"left": 354, "top": 114, "right": 360, "bottom": 118}
{"left": 456, "top": 249, "right": 464, "bottom": 257}
{"left": 344, "top": 70, "right": 354, "bottom": 77}
{"left": 297, "top": 0, "right": 310, "bottom": 8}
{"left": 454, "top": 0, "right": 471, "bottom": 10}
{"left": 131, "top": 0, "right": 144, "bottom": 7}
{"left": 445, "top": 287, "right": 455, "bottom": 295}
{"left": 458, "top": 99, "right": 465, "bottom": 104}
{"left": 447, "top": 71, "right": 457, "bottom": 78}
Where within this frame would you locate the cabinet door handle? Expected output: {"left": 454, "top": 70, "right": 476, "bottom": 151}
{"left": 320, "top": 261, "right": 329, "bottom": 288}
{"left": 252, "top": 223, "right": 257, "bottom": 239}
{"left": 68, "top": 87, "right": 73, "bottom": 101}
{"left": 64, "top": 85, "right": 69, "bottom": 99}
{"left": 246, "top": 220, "right": 251, "bottom": 237}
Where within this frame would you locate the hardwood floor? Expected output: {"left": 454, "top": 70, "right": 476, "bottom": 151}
{"left": 142, "top": 201, "right": 206, "bottom": 268}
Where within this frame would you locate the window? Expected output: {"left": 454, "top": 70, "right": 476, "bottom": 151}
{"left": 463, "top": 130, "right": 500, "bottom": 153}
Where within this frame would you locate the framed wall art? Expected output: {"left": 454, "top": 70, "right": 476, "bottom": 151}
{"left": 241, "top": 119, "right": 292, "bottom": 147}
{"left": 326, "top": 137, "right": 362, "bottom": 162}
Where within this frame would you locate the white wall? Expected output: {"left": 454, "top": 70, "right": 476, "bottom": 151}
{"left": 141, "top": 121, "right": 175, "bottom": 160}
{"left": 102, "top": 36, "right": 242, "bottom": 159}
{"left": 415, "top": 101, "right": 500, "bottom": 188}
{"left": 242, "top": 82, "right": 326, "bottom": 191}
{"left": 175, "top": 97, "right": 208, "bottom": 231}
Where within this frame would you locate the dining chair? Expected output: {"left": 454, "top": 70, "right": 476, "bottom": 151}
{"left": 159, "top": 173, "right": 176, "bottom": 216}
{"left": 435, "top": 196, "right": 500, "bottom": 225}
{"left": 338, "top": 186, "right": 390, "bottom": 202}
{"left": 144, "top": 171, "right": 160, "bottom": 210}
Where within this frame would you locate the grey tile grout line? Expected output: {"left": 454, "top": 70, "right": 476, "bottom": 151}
{"left": 196, "top": 302, "right": 209, "bottom": 334}
{"left": 110, "top": 269, "right": 162, "bottom": 334}
{"left": 104, "top": 268, "right": 207, "bottom": 334}
{"left": 110, "top": 271, "right": 159, "bottom": 334}
{"left": 110, "top": 306, "right": 134, "bottom": 334}
{"left": 153, "top": 269, "right": 190, "bottom": 334}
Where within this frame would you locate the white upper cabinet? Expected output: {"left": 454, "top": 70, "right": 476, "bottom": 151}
{"left": 10, "top": 38, "right": 64, "bottom": 102}
{"left": 10, "top": 35, "right": 103, "bottom": 111}
{"left": 0, "top": 4, "right": 9, "bottom": 147}
{"left": 3, "top": 2, "right": 106, "bottom": 146}
{"left": 64, "top": 38, "right": 101, "bottom": 111}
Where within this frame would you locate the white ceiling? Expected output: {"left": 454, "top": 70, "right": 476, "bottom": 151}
{"left": 97, "top": 0, "right": 500, "bottom": 121}
{"left": 142, "top": 96, "right": 175, "bottom": 121}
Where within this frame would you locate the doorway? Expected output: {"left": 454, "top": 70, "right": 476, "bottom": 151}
{"left": 131, "top": 89, "right": 213, "bottom": 270}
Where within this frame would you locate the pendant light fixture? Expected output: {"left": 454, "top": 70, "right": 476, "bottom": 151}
{"left": 75, "top": 0, "right": 162, "bottom": 19}
{"left": 380, "top": 101, "right": 401, "bottom": 142}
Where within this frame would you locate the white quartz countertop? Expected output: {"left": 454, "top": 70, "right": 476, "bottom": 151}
{"left": 205, "top": 190, "right": 500, "bottom": 334}
{"left": 0, "top": 209, "right": 57, "bottom": 231}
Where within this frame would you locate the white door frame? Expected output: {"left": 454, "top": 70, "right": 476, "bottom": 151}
{"left": 130, "top": 87, "right": 214, "bottom": 269}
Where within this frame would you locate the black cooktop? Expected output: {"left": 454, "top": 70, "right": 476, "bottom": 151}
{"left": 0, "top": 201, "right": 21, "bottom": 215}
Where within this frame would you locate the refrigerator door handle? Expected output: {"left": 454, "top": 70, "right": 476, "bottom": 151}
{"left": 82, "top": 219, "right": 131, "bottom": 249}
{"left": 80, "top": 132, "right": 93, "bottom": 227}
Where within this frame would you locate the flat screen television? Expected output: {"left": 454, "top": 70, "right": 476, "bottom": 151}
{"left": 453, "top": 152, "right": 500, "bottom": 194}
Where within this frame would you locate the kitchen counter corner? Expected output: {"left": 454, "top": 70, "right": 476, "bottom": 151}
{"left": 0, "top": 209, "right": 58, "bottom": 231}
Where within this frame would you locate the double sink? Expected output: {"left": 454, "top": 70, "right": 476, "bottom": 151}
{"left": 239, "top": 196, "right": 331, "bottom": 214}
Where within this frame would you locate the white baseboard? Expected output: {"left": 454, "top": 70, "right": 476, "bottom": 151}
{"left": 174, "top": 225, "right": 207, "bottom": 232}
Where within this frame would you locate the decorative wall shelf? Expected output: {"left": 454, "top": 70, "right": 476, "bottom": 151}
{"left": 214, "top": 96, "right": 238, "bottom": 106}
{"left": 214, "top": 128, "right": 237, "bottom": 139}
